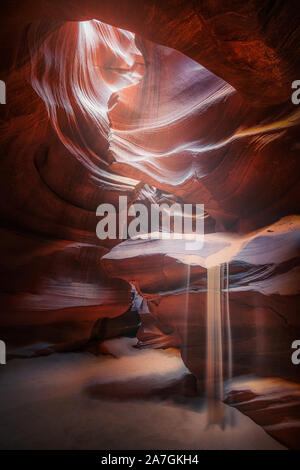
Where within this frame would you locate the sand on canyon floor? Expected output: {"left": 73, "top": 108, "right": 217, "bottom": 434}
{"left": 0, "top": 337, "right": 285, "bottom": 450}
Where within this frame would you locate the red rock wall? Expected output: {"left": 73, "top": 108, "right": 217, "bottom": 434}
{"left": 0, "top": 1, "right": 299, "bottom": 375}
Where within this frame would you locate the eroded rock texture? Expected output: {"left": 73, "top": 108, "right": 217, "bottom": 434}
{"left": 225, "top": 378, "right": 300, "bottom": 450}
{"left": 0, "top": 0, "right": 299, "bottom": 447}
{"left": 102, "top": 216, "right": 300, "bottom": 381}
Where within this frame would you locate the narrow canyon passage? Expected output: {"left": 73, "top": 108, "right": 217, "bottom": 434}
{"left": 0, "top": 0, "right": 299, "bottom": 452}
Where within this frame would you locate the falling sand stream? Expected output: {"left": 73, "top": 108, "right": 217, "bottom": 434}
{"left": 205, "top": 263, "right": 233, "bottom": 427}
{"left": 183, "top": 260, "right": 233, "bottom": 427}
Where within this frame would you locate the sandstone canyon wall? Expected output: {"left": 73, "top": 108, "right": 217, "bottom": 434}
{"left": 0, "top": 1, "right": 299, "bottom": 446}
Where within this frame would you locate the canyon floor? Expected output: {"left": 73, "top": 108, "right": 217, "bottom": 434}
{"left": 0, "top": 338, "right": 286, "bottom": 450}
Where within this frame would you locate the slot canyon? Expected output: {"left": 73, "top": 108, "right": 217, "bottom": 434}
{"left": 0, "top": 0, "right": 299, "bottom": 451}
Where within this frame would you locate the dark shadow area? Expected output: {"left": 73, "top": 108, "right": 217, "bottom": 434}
{"left": 84, "top": 372, "right": 205, "bottom": 411}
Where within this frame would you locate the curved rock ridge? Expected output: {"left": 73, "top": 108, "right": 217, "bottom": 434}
{"left": 101, "top": 216, "right": 300, "bottom": 382}
{"left": 107, "top": 37, "right": 299, "bottom": 231}
{"left": 0, "top": 227, "right": 132, "bottom": 354}
{"left": 0, "top": 0, "right": 299, "bottom": 387}
{"left": 102, "top": 216, "right": 300, "bottom": 272}
{"left": 0, "top": 1, "right": 299, "bottom": 449}
{"left": 25, "top": 18, "right": 300, "bottom": 232}
{"left": 2, "top": 1, "right": 299, "bottom": 106}
{"left": 225, "top": 377, "right": 300, "bottom": 450}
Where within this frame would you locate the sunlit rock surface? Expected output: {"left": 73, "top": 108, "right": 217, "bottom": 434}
{"left": 0, "top": 0, "right": 299, "bottom": 449}
{"left": 108, "top": 40, "right": 299, "bottom": 232}
{"left": 225, "top": 377, "right": 300, "bottom": 450}
{"left": 102, "top": 216, "right": 300, "bottom": 383}
{"left": 2, "top": 1, "right": 299, "bottom": 106}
